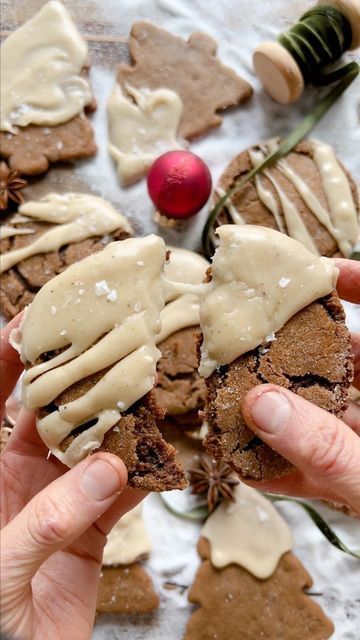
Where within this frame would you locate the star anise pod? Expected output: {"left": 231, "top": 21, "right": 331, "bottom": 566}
{"left": 0, "top": 161, "right": 27, "bottom": 211}
{"left": 188, "top": 455, "right": 239, "bottom": 513}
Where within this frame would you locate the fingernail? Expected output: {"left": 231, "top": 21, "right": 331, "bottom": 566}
{"left": 80, "top": 459, "right": 122, "bottom": 501}
{"left": 251, "top": 391, "right": 291, "bottom": 433}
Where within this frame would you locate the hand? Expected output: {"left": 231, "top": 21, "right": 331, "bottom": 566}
{"left": 0, "top": 315, "right": 146, "bottom": 640}
{"left": 242, "top": 259, "right": 360, "bottom": 515}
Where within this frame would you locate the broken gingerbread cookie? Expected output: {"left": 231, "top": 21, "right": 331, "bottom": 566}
{"left": 155, "top": 247, "right": 208, "bottom": 429}
{"left": 199, "top": 225, "right": 353, "bottom": 480}
{"left": 108, "top": 21, "right": 252, "bottom": 184}
{"left": 213, "top": 139, "right": 359, "bottom": 258}
{"left": 0, "top": 1, "right": 96, "bottom": 175}
{"left": 184, "top": 483, "right": 334, "bottom": 640}
{"left": 96, "top": 504, "right": 159, "bottom": 616}
{"left": 0, "top": 192, "right": 133, "bottom": 320}
{"left": 12, "top": 235, "right": 187, "bottom": 491}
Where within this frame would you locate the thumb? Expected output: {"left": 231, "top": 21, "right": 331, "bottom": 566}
{"left": 242, "top": 385, "right": 360, "bottom": 514}
{"left": 1, "top": 453, "right": 127, "bottom": 591}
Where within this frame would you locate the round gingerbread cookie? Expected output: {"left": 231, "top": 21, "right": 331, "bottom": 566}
{"left": 215, "top": 139, "right": 359, "bottom": 258}
{"left": 0, "top": 193, "right": 133, "bottom": 320}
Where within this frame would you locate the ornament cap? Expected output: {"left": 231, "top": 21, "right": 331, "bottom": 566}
{"left": 253, "top": 41, "right": 304, "bottom": 104}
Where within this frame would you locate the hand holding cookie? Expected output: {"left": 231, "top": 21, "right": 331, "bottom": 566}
{"left": 0, "top": 314, "right": 145, "bottom": 640}
{"left": 242, "top": 259, "right": 360, "bottom": 514}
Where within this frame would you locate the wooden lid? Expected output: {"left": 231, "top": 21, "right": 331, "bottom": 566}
{"left": 319, "top": 0, "right": 360, "bottom": 48}
{"left": 253, "top": 42, "right": 304, "bottom": 104}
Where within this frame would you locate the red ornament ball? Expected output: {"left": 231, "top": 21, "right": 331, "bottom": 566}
{"left": 147, "top": 150, "right": 212, "bottom": 220}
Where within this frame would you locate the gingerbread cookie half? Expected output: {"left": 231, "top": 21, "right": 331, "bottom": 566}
{"left": 12, "top": 235, "right": 187, "bottom": 491}
{"left": 199, "top": 225, "right": 353, "bottom": 480}
{"left": 155, "top": 247, "right": 208, "bottom": 428}
{"left": 0, "top": 193, "right": 133, "bottom": 320}
{"left": 0, "top": 1, "right": 96, "bottom": 174}
{"left": 214, "top": 139, "right": 359, "bottom": 258}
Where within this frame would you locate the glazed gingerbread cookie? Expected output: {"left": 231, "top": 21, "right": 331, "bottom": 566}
{"left": 214, "top": 139, "right": 360, "bottom": 258}
{"left": 184, "top": 483, "right": 334, "bottom": 640}
{"left": 0, "top": 193, "right": 133, "bottom": 320}
{"left": 117, "top": 22, "right": 253, "bottom": 141}
{"left": 96, "top": 504, "right": 159, "bottom": 616}
{"left": 12, "top": 235, "right": 187, "bottom": 491}
{"left": 199, "top": 225, "right": 353, "bottom": 480}
{"left": 0, "top": 1, "right": 96, "bottom": 175}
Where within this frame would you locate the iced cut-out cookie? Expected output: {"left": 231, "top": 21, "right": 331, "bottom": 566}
{"left": 117, "top": 22, "right": 253, "bottom": 141}
{"left": 184, "top": 484, "right": 334, "bottom": 639}
{"left": 108, "top": 84, "right": 185, "bottom": 185}
{"left": 96, "top": 504, "right": 159, "bottom": 616}
{"left": 0, "top": 1, "right": 96, "bottom": 175}
{"left": 184, "top": 540, "right": 334, "bottom": 640}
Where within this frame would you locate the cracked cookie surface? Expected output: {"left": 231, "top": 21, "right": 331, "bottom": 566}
{"left": 0, "top": 220, "right": 131, "bottom": 320}
{"left": 203, "top": 291, "right": 353, "bottom": 480}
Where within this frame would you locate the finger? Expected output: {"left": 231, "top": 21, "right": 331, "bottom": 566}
{"left": 97, "top": 487, "right": 147, "bottom": 535}
{"left": 334, "top": 259, "right": 360, "bottom": 303}
{"left": 351, "top": 332, "right": 360, "bottom": 390}
{"left": 242, "top": 470, "right": 348, "bottom": 504}
{"left": 343, "top": 401, "right": 360, "bottom": 433}
{"left": 242, "top": 385, "right": 360, "bottom": 514}
{"left": 0, "top": 313, "right": 24, "bottom": 422}
{"left": 5, "top": 408, "right": 48, "bottom": 456}
{"left": 1, "top": 452, "right": 127, "bottom": 597}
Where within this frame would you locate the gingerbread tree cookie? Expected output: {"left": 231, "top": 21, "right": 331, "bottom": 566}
{"left": 96, "top": 504, "right": 159, "bottom": 616}
{"left": 117, "top": 22, "right": 253, "bottom": 141}
{"left": 184, "top": 483, "right": 334, "bottom": 640}
{"left": 0, "top": 1, "right": 96, "bottom": 175}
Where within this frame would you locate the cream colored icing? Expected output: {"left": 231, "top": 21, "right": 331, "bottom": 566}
{"left": 216, "top": 187, "right": 246, "bottom": 225}
{"left": 0, "top": 225, "right": 35, "bottom": 240}
{"left": 0, "top": 193, "right": 132, "bottom": 274}
{"left": 156, "top": 247, "right": 208, "bottom": 344}
{"left": 19, "top": 235, "right": 166, "bottom": 467}
{"left": 312, "top": 140, "right": 358, "bottom": 257}
{"left": 103, "top": 504, "right": 151, "bottom": 566}
{"left": 0, "top": 1, "right": 93, "bottom": 132}
{"left": 199, "top": 225, "right": 337, "bottom": 378}
{"left": 108, "top": 84, "right": 184, "bottom": 185}
{"left": 249, "top": 148, "right": 319, "bottom": 255}
{"left": 247, "top": 139, "right": 358, "bottom": 257}
{"left": 201, "top": 482, "right": 292, "bottom": 579}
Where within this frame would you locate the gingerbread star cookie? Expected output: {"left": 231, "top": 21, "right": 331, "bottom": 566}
{"left": 0, "top": 1, "right": 96, "bottom": 175}
{"left": 117, "top": 22, "right": 253, "bottom": 141}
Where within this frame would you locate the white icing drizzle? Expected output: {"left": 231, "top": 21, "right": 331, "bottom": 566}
{"left": 199, "top": 225, "right": 337, "bottom": 378}
{"left": 19, "top": 235, "right": 166, "bottom": 467}
{"left": 201, "top": 482, "right": 292, "bottom": 579}
{"left": 0, "top": 225, "right": 35, "bottom": 240}
{"left": 216, "top": 187, "right": 246, "bottom": 225}
{"left": 0, "top": 193, "right": 132, "bottom": 274}
{"left": 249, "top": 148, "right": 319, "bottom": 255}
{"left": 103, "top": 504, "right": 151, "bottom": 566}
{"left": 248, "top": 139, "right": 358, "bottom": 257}
{"left": 157, "top": 247, "right": 208, "bottom": 343}
{"left": 312, "top": 140, "right": 358, "bottom": 257}
{"left": 108, "top": 84, "right": 185, "bottom": 185}
{"left": 0, "top": 1, "right": 93, "bottom": 132}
